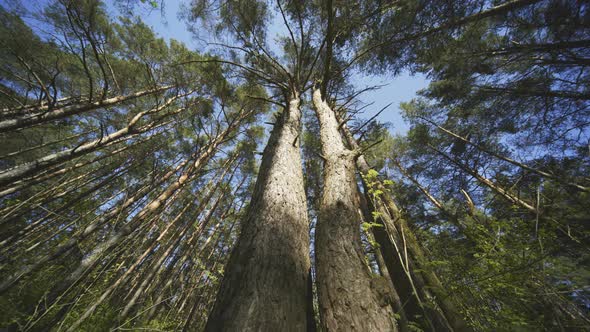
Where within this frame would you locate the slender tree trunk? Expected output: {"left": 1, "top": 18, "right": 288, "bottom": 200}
{"left": 0, "top": 129, "right": 93, "bottom": 161}
{"left": 1, "top": 107, "right": 248, "bottom": 309}
{"left": 340, "top": 122, "right": 471, "bottom": 331}
{"left": 0, "top": 132, "right": 164, "bottom": 199}
{"left": 66, "top": 159, "right": 237, "bottom": 330}
{"left": 0, "top": 95, "right": 80, "bottom": 117}
{"left": 146, "top": 190, "right": 245, "bottom": 324}
{"left": 0, "top": 157, "right": 188, "bottom": 294}
{"left": 118, "top": 184, "right": 229, "bottom": 323}
{"left": 0, "top": 93, "right": 184, "bottom": 187}
{"left": 358, "top": 184, "right": 409, "bottom": 332}
{"left": 312, "top": 88, "right": 397, "bottom": 331}
{"left": 391, "top": 158, "right": 470, "bottom": 231}
{"left": 0, "top": 85, "right": 173, "bottom": 133}
{"left": 0, "top": 162, "right": 131, "bottom": 249}
{"left": 429, "top": 144, "right": 537, "bottom": 212}
{"left": 205, "top": 94, "right": 312, "bottom": 331}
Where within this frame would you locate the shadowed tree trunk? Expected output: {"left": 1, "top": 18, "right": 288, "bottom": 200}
{"left": 340, "top": 122, "right": 471, "bottom": 332}
{"left": 358, "top": 183, "right": 410, "bottom": 332}
{"left": 205, "top": 94, "right": 312, "bottom": 331}
{"left": 312, "top": 87, "right": 398, "bottom": 331}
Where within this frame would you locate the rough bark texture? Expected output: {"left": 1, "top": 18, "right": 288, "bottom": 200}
{"left": 312, "top": 88, "right": 397, "bottom": 332}
{"left": 205, "top": 96, "right": 312, "bottom": 331}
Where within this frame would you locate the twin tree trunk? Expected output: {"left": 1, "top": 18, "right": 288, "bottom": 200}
{"left": 205, "top": 90, "right": 402, "bottom": 331}
{"left": 312, "top": 88, "right": 398, "bottom": 331}
{"left": 204, "top": 89, "right": 468, "bottom": 331}
{"left": 205, "top": 95, "right": 313, "bottom": 331}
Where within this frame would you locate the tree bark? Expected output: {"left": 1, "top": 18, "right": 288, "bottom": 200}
{"left": 312, "top": 87, "right": 398, "bottom": 331}
{"left": 205, "top": 95, "right": 312, "bottom": 331}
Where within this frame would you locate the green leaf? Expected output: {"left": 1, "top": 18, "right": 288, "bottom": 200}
{"left": 371, "top": 211, "right": 382, "bottom": 221}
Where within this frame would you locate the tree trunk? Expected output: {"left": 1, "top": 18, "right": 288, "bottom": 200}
{"left": 429, "top": 144, "right": 537, "bottom": 213}
{"left": 358, "top": 184, "right": 409, "bottom": 332}
{"left": 0, "top": 85, "right": 173, "bottom": 133}
{"left": 66, "top": 158, "right": 236, "bottom": 330}
{"left": 205, "top": 94, "right": 312, "bottom": 331}
{"left": 312, "top": 88, "right": 397, "bottom": 331}
{"left": 0, "top": 157, "right": 188, "bottom": 294}
{"left": 0, "top": 93, "right": 184, "bottom": 188}
{"left": 340, "top": 122, "right": 471, "bottom": 331}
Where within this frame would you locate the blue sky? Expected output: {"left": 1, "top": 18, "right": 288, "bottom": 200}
{"left": 129, "top": 1, "right": 429, "bottom": 135}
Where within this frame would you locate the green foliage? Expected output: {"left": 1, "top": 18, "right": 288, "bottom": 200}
{"left": 139, "top": 0, "right": 159, "bottom": 8}
{"left": 407, "top": 321, "right": 425, "bottom": 332}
